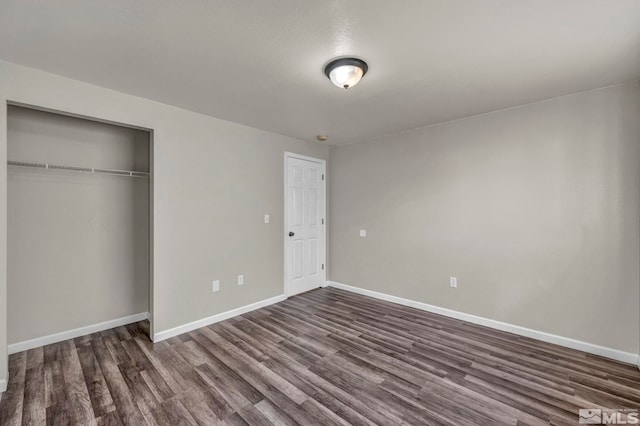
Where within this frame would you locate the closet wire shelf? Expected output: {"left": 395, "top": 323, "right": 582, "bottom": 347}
{"left": 7, "top": 160, "right": 150, "bottom": 178}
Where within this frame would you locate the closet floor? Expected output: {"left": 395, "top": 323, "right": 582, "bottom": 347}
{"left": 0, "top": 287, "right": 639, "bottom": 425}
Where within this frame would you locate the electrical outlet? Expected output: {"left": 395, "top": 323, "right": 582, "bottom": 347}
{"left": 212, "top": 280, "right": 220, "bottom": 292}
{"left": 359, "top": 229, "right": 367, "bottom": 237}
{"left": 264, "top": 214, "right": 270, "bottom": 224}
{"left": 238, "top": 275, "right": 244, "bottom": 286}
{"left": 449, "top": 277, "right": 457, "bottom": 288}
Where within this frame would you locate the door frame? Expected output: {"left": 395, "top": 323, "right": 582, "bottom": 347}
{"left": 283, "top": 152, "right": 327, "bottom": 297}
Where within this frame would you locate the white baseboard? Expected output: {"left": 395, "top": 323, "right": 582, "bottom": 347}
{"left": 327, "top": 281, "right": 639, "bottom": 366}
{"left": 8, "top": 312, "right": 149, "bottom": 355}
{"left": 153, "top": 294, "right": 287, "bottom": 342}
{"left": 0, "top": 376, "right": 7, "bottom": 393}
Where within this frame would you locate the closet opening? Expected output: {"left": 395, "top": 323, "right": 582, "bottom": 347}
{"left": 6, "top": 104, "right": 153, "bottom": 352}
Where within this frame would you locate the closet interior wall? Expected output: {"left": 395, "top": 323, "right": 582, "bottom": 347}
{"left": 7, "top": 105, "right": 150, "bottom": 344}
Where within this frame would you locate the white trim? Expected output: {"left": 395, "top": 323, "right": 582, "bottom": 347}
{"left": 153, "top": 294, "right": 286, "bottom": 342}
{"left": 284, "top": 151, "right": 327, "bottom": 164}
{"left": 283, "top": 152, "right": 327, "bottom": 297}
{"left": 327, "top": 281, "right": 639, "bottom": 365}
{"left": 8, "top": 312, "right": 149, "bottom": 354}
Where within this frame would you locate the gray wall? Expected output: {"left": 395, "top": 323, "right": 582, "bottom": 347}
{"left": 150, "top": 118, "right": 330, "bottom": 335}
{"left": 330, "top": 83, "right": 640, "bottom": 354}
{"left": 0, "top": 59, "right": 330, "bottom": 384}
{"left": 7, "top": 106, "right": 150, "bottom": 344}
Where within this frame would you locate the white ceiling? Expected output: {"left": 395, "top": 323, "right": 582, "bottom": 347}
{"left": 1, "top": 1, "right": 639, "bottom": 146}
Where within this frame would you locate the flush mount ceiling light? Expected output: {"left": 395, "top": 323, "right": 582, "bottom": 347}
{"left": 324, "top": 57, "right": 368, "bottom": 90}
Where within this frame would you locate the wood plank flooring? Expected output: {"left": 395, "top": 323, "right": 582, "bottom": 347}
{"left": 0, "top": 287, "right": 638, "bottom": 425}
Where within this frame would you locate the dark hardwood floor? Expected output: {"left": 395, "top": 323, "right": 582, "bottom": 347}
{"left": 0, "top": 287, "right": 638, "bottom": 425}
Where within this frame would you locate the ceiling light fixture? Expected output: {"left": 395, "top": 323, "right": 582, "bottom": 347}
{"left": 324, "top": 57, "right": 368, "bottom": 90}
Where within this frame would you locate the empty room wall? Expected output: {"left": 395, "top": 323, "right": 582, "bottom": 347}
{"left": 330, "top": 82, "right": 640, "bottom": 355}
{"left": 7, "top": 106, "right": 150, "bottom": 344}
{"left": 0, "top": 60, "right": 329, "bottom": 387}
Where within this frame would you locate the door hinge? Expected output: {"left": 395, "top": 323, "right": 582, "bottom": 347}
{"left": 322, "top": 174, "right": 325, "bottom": 181}
{"left": 322, "top": 264, "right": 325, "bottom": 270}
{"left": 322, "top": 218, "right": 324, "bottom": 225}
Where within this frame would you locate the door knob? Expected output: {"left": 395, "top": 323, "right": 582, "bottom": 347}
{"left": 289, "top": 232, "right": 295, "bottom": 237}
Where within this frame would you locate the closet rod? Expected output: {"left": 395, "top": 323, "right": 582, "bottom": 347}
{"left": 7, "top": 160, "right": 150, "bottom": 178}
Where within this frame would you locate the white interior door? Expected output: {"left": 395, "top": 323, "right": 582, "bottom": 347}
{"left": 285, "top": 154, "right": 326, "bottom": 296}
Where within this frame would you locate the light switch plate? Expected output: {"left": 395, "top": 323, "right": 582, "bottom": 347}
{"left": 238, "top": 275, "right": 244, "bottom": 286}
{"left": 359, "top": 229, "right": 367, "bottom": 237}
{"left": 212, "top": 280, "right": 220, "bottom": 292}
{"left": 264, "top": 214, "right": 270, "bottom": 224}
